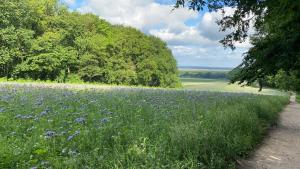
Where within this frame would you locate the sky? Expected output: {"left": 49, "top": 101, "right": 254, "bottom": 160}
{"left": 61, "top": 0, "right": 252, "bottom": 68}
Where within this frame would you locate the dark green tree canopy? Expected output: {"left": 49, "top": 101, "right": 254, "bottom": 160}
{"left": 0, "top": 0, "right": 180, "bottom": 87}
{"left": 176, "top": 0, "right": 300, "bottom": 89}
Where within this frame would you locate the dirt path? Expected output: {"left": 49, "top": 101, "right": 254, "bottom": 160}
{"left": 238, "top": 95, "right": 300, "bottom": 169}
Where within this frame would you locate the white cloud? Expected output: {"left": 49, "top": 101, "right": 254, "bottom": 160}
{"left": 75, "top": 0, "right": 252, "bottom": 67}
{"left": 199, "top": 7, "right": 234, "bottom": 41}
{"left": 150, "top": 27, "right": 216, "bottom": 46}
{"left": 78, "top": 0, "right": 197, "bottom": 32}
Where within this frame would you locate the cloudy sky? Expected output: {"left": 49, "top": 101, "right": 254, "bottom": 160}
{"left": 62, "top": 0, "right": 251, "bottom": 68}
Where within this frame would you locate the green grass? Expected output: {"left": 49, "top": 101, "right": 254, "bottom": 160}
{"left": 0, "top": 83, "right": 289, "bottom": 169}
{"left": 181, "top": 78, "right": 284, "bottom": 95}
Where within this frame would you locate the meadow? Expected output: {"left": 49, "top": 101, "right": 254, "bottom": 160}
{"left": 0, "top": 83, "right": 289, "bottom": 169}
{"left": 179, "top": 68, "right": 284, "bottom": 95}
{"left": 180, "top": 78, "right": 284, "bottom": 95}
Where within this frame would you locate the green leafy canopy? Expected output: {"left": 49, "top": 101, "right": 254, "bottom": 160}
{"left": 0, "top": 0, "right": 180, "bottom": 87}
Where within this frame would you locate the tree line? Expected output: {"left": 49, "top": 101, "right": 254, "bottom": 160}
{"left": 180, "top": 71, "right": 229, "bottom": 80}
{"left": 0, "top": 0, "right": 180, "bottom": 87}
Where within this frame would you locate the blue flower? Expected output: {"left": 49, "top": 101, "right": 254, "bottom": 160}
{"left": 67, "top": 130, "right": 80, "bottom": 141}
{"left": 15, "top": 114, "right": 35, "bottom": 119}
{"left": 0, "top": 108, "right": 5, "bottom": 113}
{"left": 100, "top": 117, "right": 110, "bottom": 123}
{"left": 35, "top": 98, "right": 44, "bottom": 106}
{"left": 45, "top": 130, "right": 56, "bottom": 138}
{"left": 106, "top": 111, "right": 113, "bottom": 115}
{"left": 40, "top": 108, "right": 51, "bottom": 116}
{"left": 67, "top": 135, "right": 74, "bottom": 141}
{"left": 74, "top": 117, "right": 86, "bottom": 124}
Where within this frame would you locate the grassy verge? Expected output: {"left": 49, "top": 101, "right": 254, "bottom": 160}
{"left": 0, "top": 83, "right": 289, "bottom": 169}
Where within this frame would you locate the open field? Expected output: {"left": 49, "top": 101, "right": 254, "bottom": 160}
{"left": 0, "top": 83, "right": 289, "bottom": 169}
{"left": 181, "top": 78, "right": 284, "bottom": 95}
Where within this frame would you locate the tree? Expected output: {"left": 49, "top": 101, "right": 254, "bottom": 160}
{"left": 0, "top": 0, "right": 35, "bottom": 79}
{"left": 0, "top": 0, "right": 180, "bottom": 87}
{"left": 175, "top": 0, "right": 300, "bottom": 90}
{"left": 14, "top": 32, "right": 77, "bottom": 80}
{"left": 267, "top": 70, "right": 300, "bottom": 92}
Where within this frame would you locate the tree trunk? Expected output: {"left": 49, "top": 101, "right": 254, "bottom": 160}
{"left": 258, "top": 78, "right": 263, "bottom": 92}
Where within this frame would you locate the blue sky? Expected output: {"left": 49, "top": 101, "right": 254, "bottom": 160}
{"left": 62, "top": 0, "right": 251, "bottom": 68}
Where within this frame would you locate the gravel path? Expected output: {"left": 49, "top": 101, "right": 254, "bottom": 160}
{"left": 238, "top": 95, "right": 300, "bottom": 169}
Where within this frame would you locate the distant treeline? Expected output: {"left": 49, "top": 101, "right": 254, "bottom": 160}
{"left": 179, "top": 66, "right": 233, "bottom": 71}
{"left": 0, "top": 0, "right": 180, "bottom": 87}
{"left": 180, "top": 70, "right": 230, "bottom": 80}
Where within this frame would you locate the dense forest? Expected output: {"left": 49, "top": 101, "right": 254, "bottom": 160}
{"left": 0, "top": 0, "right": 180, "bottom": 87}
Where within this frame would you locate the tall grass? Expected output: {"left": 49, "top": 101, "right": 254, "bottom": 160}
{"left": 0, "top": 84, "right": 289, "bottom": 169}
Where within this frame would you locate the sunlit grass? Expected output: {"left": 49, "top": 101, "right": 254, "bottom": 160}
{"left": 181, "top": 78, "right": 284, "bottom": 95}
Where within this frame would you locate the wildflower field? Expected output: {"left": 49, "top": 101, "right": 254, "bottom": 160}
{"left": 0, "top": 83, "right": 289, "bottom": 169}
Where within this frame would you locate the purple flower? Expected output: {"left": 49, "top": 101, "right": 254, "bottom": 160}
{"left": 15, "top": 114, "right": 34, "bottom": 119}
{"left": 35, "top": 98, "right": 44, "bottom": 106}
{"left": 105, "top": 111, "right": 113, "bottom": 115}
{"left": 74, "top": 117, "right": 86, "bottom": 124}
{"left": 67, "top": 135, "right": 74, "bottom": 141}
{"left": 40, "top": 108, "right": 51, "bottom": 116}
{"left": 1, "top": 95, "right": 12, "bottom": 101}
{"left": 0, "top": 108, "right": 5, "bottom": 113}
{"left": 67, "top": 130, "right": 80, "bottom": 141}
{"left": 100, "top": 117, "right": 110, "bottom": 123}
{"left": 45, "top": 130, "right": 56, "bottom": 138}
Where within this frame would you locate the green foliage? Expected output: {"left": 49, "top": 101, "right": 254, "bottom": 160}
{"left": 0, "top": 84, "right": 289, "bottom": 169}
{"left": 180, "top": 70, "right": 229, "bottom": 79}
{"left": 0, "top": 0, "right": 180, "bottom": 87}
{"left": 266, "top": 70, "right": 300, "bottom": 92}
{"left": 297, "top": 94, "right": 300, "bottom": 103}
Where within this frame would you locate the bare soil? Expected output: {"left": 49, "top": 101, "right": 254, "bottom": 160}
{"left": 238, "top": 95, "right": 300, "bottom": 169}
